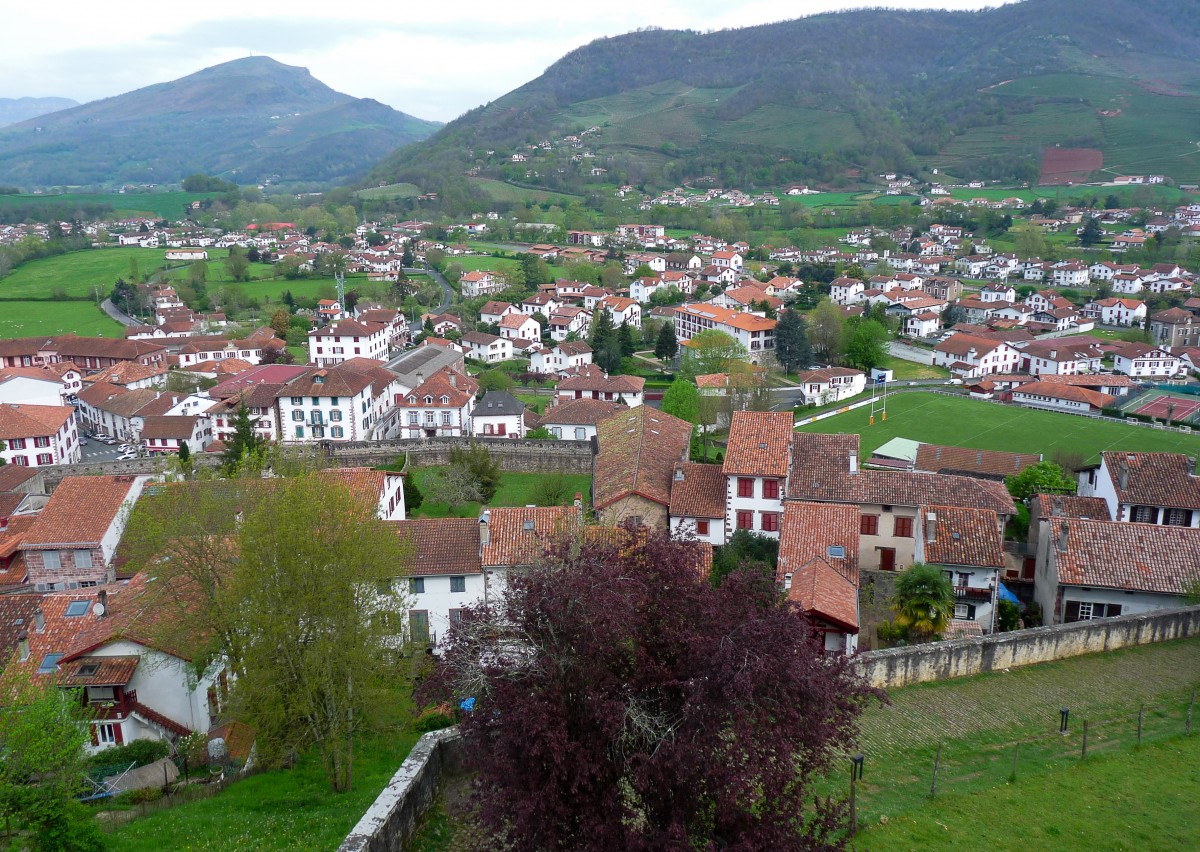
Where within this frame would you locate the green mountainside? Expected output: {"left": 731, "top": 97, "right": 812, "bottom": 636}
{"left": 0, "top": 97, "right": 79, "bottom": 128}
{"left": 371, "top": 0, "right": 1200, "bottom": 200}
{"left": 0, "top": 57, "right": 441, "bottom": 188}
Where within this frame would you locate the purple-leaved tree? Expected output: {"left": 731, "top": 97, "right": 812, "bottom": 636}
{"left": 424, "top": 527, "right": 880, "bottom": 850}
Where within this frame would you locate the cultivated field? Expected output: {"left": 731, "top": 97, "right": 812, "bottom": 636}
{"left": 355, "top": 183, "right": 422, "bottom": 201}
{"left": 796, "top": 391, "right": 1200, "bottom": 462}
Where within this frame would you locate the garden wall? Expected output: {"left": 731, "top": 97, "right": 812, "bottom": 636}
{"left": 854, "top": 604, "right": 1200, "bottom": 689}
{"left": 338, "top": 727, "right": 467, "bottom": 852}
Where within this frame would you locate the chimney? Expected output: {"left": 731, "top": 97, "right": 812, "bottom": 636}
{"left": 1118, "top": 462, "right": 1129, "bottom": 490}
{"left": 415, "top": 371, "right": 424, "bottom": 386}
{"left": 34, "top": 609, "right": 45, "bottom": 633}
{"left": 925, "top": 511, "right": 937, "bottom": 544}
{"left": 97, "top": 589, "right": 108, "bottom": 617}
{"left": 449, "top": 372, "right": 457, "bottom": 388}
{"left": 783, "top": 572, "right": 793, "bottom": 591}
{"left": 849, "top": 454, "right": 859, "bottom": 476}
{"left": 573, "top": 492, "right": 583, "bottom": 511}
{"left": 17, "top": 634, "right": 28, "bottom": 662}
{"left": 479, "top": 509, "right": 491, "bottom": 549}
{"left": 1057, "top": 522, "right": 1069, "bottom": 553}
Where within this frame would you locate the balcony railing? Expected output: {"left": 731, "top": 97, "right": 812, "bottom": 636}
{"left": 954, "top": 585, "right": 993, "bottom": 601}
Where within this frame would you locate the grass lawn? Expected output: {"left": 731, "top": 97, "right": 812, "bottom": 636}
{"left": 107, "top": 694, "right": 421, "bottom": 852}
{"left": 797, "top": 391, "right": 1200, "bottom": 463}
{"left": 0, "top": 300, "right": 123, "bottom": 338}
{"left": 0, "top": 247, "right": 169, "bottom": 299}
{"left": 0, "top": 191, "right": 217, "bottom": 220}
{"left": 879, "top": 355, "right": 949, "bottom": 381}
{"left": 409, "top": 467, "right": 592, "bottom": 518}
{"left": 854, "top": 735, "right": 1200, "bottom": 850}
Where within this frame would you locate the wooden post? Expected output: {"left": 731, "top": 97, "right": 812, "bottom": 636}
{"left": 1137, "top": 703, "right": 1144, "bottom": 747}
{"left": 849, "top": 764, "right": 857, "bottom": 837}
{"left": 930, "top": 742, "right": 942, "bottom": 798}
{"left": 1082, "top": 721, "right": 1089, "bottom": 759}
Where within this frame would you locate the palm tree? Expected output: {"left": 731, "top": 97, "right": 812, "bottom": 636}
{"left": 892, "top": 563, "right": 955, "bottom": 641}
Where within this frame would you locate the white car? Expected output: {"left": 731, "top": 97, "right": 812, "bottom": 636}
{"left": 116, "top": 451, "right": 138, "bottom": 461}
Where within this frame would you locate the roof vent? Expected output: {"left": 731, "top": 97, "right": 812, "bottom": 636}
{"left": 523, "top": 519, "right": 536, "bottom": 531}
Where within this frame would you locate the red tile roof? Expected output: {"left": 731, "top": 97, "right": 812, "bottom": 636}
{"left": 668, "top": 462, "right": 726, "bottom": 519}
{"left": 594, "top": 408, "right": 692, "bottom": 510}
{"left": 914, "top": 444, "right": 1041, "bottom": 478}
{"left": 23, "top": 476, "right": 139, "bottom": 549}
{"left": 779, "top": 502, "right": 860, "bottom": 632}
{"left": 1103, "top": 452, "right": 1200, "bottom": 510}
{"left": 1053, "top": 520, "right": 1200, "bottom": 595}
{"left": 391, "top": 518, "right": 481, "bottom": 575}
{"left": 0, "top": 404, "right": 72, "bottom": 439}
{"left": 539, "top": 398, "right": 627, "bottom": 426}
{"left": 1033, "top": 494, "right": 1111, "bottom": 521}
{"left": 722, "top": 411, "right": 794, "bottom": 478}
{"left": 480, "top": 506, "right": 581, "bottom": 567}
{"left": 920, "top": 506, "right": 1004, "bottom": 568}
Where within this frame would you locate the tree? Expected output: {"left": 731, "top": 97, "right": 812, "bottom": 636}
{"left": 1080, "top": 217, "right": 1104, "bottom": 247}
{"left": 809, "top": 299, "right": 845, "bottom": 362}
{"left": 448, "top": 442, "right": 502, "bottom": 502}
{"left": 525, "top": 426, "right": 555, "bottom": 440}
{"left": 774, "top": 308, "right": 812, "bottom": 374}
{"left": 617, "top": 320, "right": 635, "bottom": 358}
{"left": 0, "top": 672, "right": 100, "bottom": 849}
{"left": 425, "top": 465, "right": 484, "bottom": 515}
{"left": 177, "top": 441, "right": 191, "bottom": 463}
{"left": 1005, "top": 460, "right": 1074, "bottom": 501}
{"left": 680, "top": 329, "right": 748, "bottom": 377}
{"left": 891, "top": 563, "right": 955, "bottom": 642}
{"left": 660, "top": 378, "right": 699, "bottom": 424}
{"left": 1012, "top": 222, "right": 1048, "bottom": 259}
{"left": 424, "top": 529, "right": 876, "bottom": 850}
{"left": 222, "top": 403, "right": 266, "bottom": 471}
{"left": 260, "top": 346, "right": 294, "bottom": 365}
{"left": 269, "top": 308, "right": 291, "bottom": 340}
{"left": 844, "top": 319, "right": 889, "bottom": 371}
{"left": 224, "top": 247, "right": 251, "bottom": 283}
{"left": 477, "top": 369, "right": 515, "bottom": 393}
{"left": 654, "top": 321, "right": 678, "bottom": 365}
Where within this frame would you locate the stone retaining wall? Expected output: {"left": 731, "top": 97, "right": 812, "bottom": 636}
{"left": 854, "top": 604, "right": 1200, "bottom": 689}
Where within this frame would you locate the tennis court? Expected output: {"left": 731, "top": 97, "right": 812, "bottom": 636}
{"left": 1133, "top": 393, "right": 1200, "bottom": 422}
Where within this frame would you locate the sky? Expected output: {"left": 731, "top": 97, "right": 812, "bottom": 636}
{"left": 1, "top": 1, "right": 1016, "bottom": 123}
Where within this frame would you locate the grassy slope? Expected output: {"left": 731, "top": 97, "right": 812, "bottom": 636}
{"left": 0, "top": 247, "right": 169, "bottom": 299}
{"left": 0, "top": 300, "right": 123, "bottom": 338}
{"left": 796, "top": 391, "right": 1200, "bottom": 463}
{"left": 0, "top": 191, "right": 216, "bottom": 220}
{"left": 409, "top": 467, "right": 592, "bottom": 519}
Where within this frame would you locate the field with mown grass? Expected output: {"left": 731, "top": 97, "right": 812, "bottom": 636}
{"left": 0, "top": 300, "right": 123, "bottom": 338}
{"left": 407, "top": 466, "right": 592, "bottom": 519}
{"left": 796, "top": 391, "right": 1200, "bottom": 463}
{"left": 0, "top": 247, "right": 168, "bottom": 299}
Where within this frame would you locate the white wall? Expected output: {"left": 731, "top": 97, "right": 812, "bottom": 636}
{"left": 669, "top": 515, "right": 728, "bottom": 546}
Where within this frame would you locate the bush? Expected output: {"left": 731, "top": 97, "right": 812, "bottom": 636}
{"left": 177, "top": 731, "right": 209, "bottom": 768}
{"left": 996, "top": 599, "right": 1021, "bottom": 632}
{"left": 532, "top": 472, "right": 568, "bottom": 506}
{"left": 403, "top": 473, "right": 423, "bottom": 512}
{"left": 88, "top": 738, "right": 169, "bottom": 770}
{"left": 127, "top": 786, "right": 165, "bottom": 804}
{"left": 413, "top": 708, "right": 456, "bottom": 733}
{"left": 449, "top": 443, "right": 501, "bottom": 502}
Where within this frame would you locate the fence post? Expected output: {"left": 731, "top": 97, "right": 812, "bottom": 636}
{"left": 1137, "top": 704, "right": 1144, "bottom": 747}
{"left": 930, "top": 742, "right": 942, "bottom": 798}
{"left": 849, "top": 763, "right": 857, "bottom": 837}
{"left": 1010, "top": 742, "right": 1020, "bottom": 782}
{"left": 1082, "top": 721, "right": 1088, "bottom": 760}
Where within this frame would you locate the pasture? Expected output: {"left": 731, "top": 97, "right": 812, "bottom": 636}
{"left": 795, "top": 391, "right": 1200, "bottom": 463}
{"left": 356, "top": 183, "right": 422, "bottom": 201}
{"left": 466, "top": 178, "right": 580, "bottom": 205}
{"left": 0, "top": 248, "right": 169, "bottom": 299}
{"left": 0, "top": 300, "right": 122, "bottom": 338}
{"left": 0, "top": 191, "right": 216, "bottom": 220}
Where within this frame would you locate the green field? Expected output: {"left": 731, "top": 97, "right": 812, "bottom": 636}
{"left": 355, "top": 183, "right": 422, "bottom": 201}
{"left": 466, "top": 178, "right": 580, "bottom": 204}
{"left": 797, "top": 391, "right": 1200, "bottom": 462}
{"left": 879, "top": 356, "right": 949, "bottom": 381}
{"left": 0, "top": 300, "right": 123, "bottom": 338}
{"left": 0, "top": 191, "right": 217, "bottom": 220}
{"left": 0, "top": 247, "right": 169, "bottom": 299}
{"left": 408, "top": 467, "right": 592, "bottom": 519}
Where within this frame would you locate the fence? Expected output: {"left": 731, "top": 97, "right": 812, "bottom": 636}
{"left": 96, "top": 761, "right": 266, "bottom": 831}
{"left": 845, "top": 690, "right": 1197, "bottom": 835}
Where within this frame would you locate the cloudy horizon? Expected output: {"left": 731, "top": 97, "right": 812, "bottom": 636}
{"left": 2, "top": 0, "right": 1015, "bottom": 123}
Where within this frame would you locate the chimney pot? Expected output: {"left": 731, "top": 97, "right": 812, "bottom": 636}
{"left": 34, "top": 609, "right": 45, "bottom": 633}
{"left": 17, "top": 634, "right": 29, "bottom": 662}
{"left": 925, "top": 511, "right": 937, "bottom": 544}
{"left": 1057, "top": 522, "right": 1069, "bottom": 553}
{"left": 97, "top": 589, "right": 108, "bottom": 617}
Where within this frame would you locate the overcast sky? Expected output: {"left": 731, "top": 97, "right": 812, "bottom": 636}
{"left": 2, "top": 1, "right": 1014, "bottom": 123}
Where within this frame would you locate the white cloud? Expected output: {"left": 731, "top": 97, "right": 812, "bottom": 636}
{"left": 0, "top": 1, "right": 1013, "bottom": 122}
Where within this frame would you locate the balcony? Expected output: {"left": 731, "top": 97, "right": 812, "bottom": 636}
{"left": 954, "top": 585, "right": 993, "bottom": 602}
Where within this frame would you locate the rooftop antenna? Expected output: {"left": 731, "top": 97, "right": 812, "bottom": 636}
{"left": 335, "top": 271, "right": 346, "bottom": 311}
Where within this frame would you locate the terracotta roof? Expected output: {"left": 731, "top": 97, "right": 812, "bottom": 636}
{"left": 915, "top": 444, "right": 1041, "bottom": 478}
{"left": 1033, "top": 494, "right": 1111, "bottom": 521}
{"left": 668, "top": 462, "right": 726, "bottom": 519}
{"left": 1053, "top": 519, "right": 1200, "bottom": 595}
{"left": 391, "top": 518, "right": 481, "bottom": 575}
{"left": 779, "top": 502, "right": 860, "bottom": 632}
{"left": 80, "top": 361, "right": 167, "bottom": 386}
{"left": 0, "top": 366, "right": 67, "bottom": 385}
{"left": 138, "top": 415, "right": 197, "bottom": 440}
{"left": 1036, "top": 374, "right": 1136, "bottom": 388}
{"left": 675, "top": 303, "right": 776, "bottom": 332}
{"left": 934, "top": 334, "right": 1007, "bottom": 357}
{"left": 557, "top": 367, "right": 645, "bottom": 395}
{"left": 1012, "top": 382, "right": 1114, "bottom": 409}
{"left": 480, "top": 301, "right": 515, "bottom": 315}
{"left": 0, "top": 514, "right": 38, "bottom": 562}
{"left": 57, "top": 654, "right": 138, "bottom": 687}
{"left": 0, "top": 465, "right": 39, "bottom": 492}
{"left": 0, "top": 404, "right": 72, "bottom": 439}
{"left": 23, "top": 476, "right": 139, "bottom": 548}
{"left": 594, "top": 408, "right": 692, "bottom": 510}
{"left": 722, "top": 411, "right": 794, "bottom": 478}
{"left": 539, "top": 398, "right": 627, "bottom": 426}
{"left": 1103, "top": 452, "right": 1200, "bottom": 510}
{"left": 920, "top": 506, "right": 1004, "bottom": 568}
{"left": 480, "top": 506, "right": 580, "bottom": 567}
{"left": 0, "top": 592, "right": 42, "bottom": 661}
{"left": 796, "top": 367, "right": 864, "bottom": 384}
{"left": 404, "top": 369, "right": 477, "bottom": 408}
{"left": 1019, "top": 339, "right": 1104, "bottom": 360}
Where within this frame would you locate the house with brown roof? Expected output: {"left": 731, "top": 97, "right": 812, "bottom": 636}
{"left": 795, "top": 367, "right": 866, "bottom": 406}
{"left": 723, "top": 411, "right": 794, "bottom": 539}
{"left": 1015, "top": 338, "right": 1104, "bottom": 376}
{"left": 530, "top": 341, "right": 592, "bottom": 376}
{"left": 1078, "top": 452, "right": 1200, "bottom": 528}
{"left": 668, "top": 462, "right": 728, "bottom": 545}
{"left": 1010, "top": 381, "right": 1115, "bottom": 415}
{"left": 278, "top": 360, "right": 401, "bottom": 443}
{"left": 914, "top": 506, "right": 1005, "bottom": 631}
{"left": 79, "top": 361, "right": 168, "bottom": 391}
{"left": 778, "top": 502, "right": 862, "bottom": 654}
{"left": 2, "top": 575, "right": 225, "bottom": 750}
{"left": 1034, "top": 518, "right": 1200, "bottom": 626}
{"left": 593, "top": 407, "right": 692, "bottom": 529}
{"left": 393, "top": 367, "right": 478, "bottom": 439}
{"left": 914, "top": 444, "right": 1041, "bottom": 481}
{"left": 0, "top": 366, "right": 72, "bottom": 406}
{"left": 138, "top": 415, "right": 211, "bottom": 455}
{"left": 20, "top": 475, "right": 150, "bottom": 589}
{"left": 1149, "top": 306, "right": 1199, "bottom": 349}
{"left": 931, "top": 334, "right": 1021, "bottom": 378}
{"left": 537, "top": 397, "right": 625, "bottom": 441}
{"left": 0, "top": 403, "right": 81, "bottom": 466}
{"left": 555, "top": 365, "right": 645, "bottom": 407}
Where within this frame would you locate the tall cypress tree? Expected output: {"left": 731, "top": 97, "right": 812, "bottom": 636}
{"left": 655, "top": 322, "right": 679, "bottom": 365}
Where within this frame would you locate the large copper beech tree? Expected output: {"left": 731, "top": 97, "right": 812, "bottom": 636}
{"left": 425, "top": 529, "right": 880, "bottom": 850}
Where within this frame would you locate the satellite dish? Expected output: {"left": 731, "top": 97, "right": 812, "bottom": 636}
{"left": 92, "top": 603, "right": 106, "bottom": 617}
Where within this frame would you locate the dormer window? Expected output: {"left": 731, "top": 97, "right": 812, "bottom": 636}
{"left": 441, "top": 396, "right": 450, "bottom": 404}
{"left": 407, "top": 396, "right": 416, "bottom": 404}
{"left": 424, "top": 395, "right": 433, "bottom": 404}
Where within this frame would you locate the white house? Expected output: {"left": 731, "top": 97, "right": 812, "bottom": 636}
{"left": 795, "top": 368, "right": 867, "bottom": 405}
{"left": 136, "top": 415, "right": 212, "bottom": 456}
{"left": 459, "top": 270, "right": 504, "bottom": 298}
{"left": 722, "top": 411, "right": 793, "bottom": 539}
{"left": 674, "top": 304, "right": 776, "bottom": 364}
{"left": 470, "top": 391, "right": 526, "bottom": 438}
{"left": 479, "top": 300, "right": 519, "bottom": 326}
{"left": 932, "top": 335, "right": 1022, "bottom": 377}
{"left": 668, "top": 462, "right": 729, "bottom": 546}
{"left": 395, "top": 368, "right": 479, "bottom": 439}
{"left": 1081, "top": 298, "right": 1146, "bottom": 327}
{"left": 530, "top": 341, "right": 593, "bottom": 375}
{"left": 461, "top": 332, "right": 513, "bottom": 364}
{"left": 600, "top": 296, "right": 642, "bottom": 329}
{"left": 1017, "top": 339, "right": 1104, "bottom": 376}
{"left": 830, "top": 277, "right": 866, "bottom": 305}
{"left": 307, "top": 318, "right": 391, "bottom": 367}
{"left": 1109, "top": 343, "right": 1185, "bottom": 379}
{"left": 914, "top": 506, "right": 1004, "bottom": 632}
{"left": 0, "top": 404, "right": 81, "bottom": 467}
{"left": 498, "top": 313, "right": 541, "bottom": 342}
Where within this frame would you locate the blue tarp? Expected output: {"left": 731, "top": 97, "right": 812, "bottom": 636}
{"left": 997, "top": 583, "right": 1020, "bottom": 605}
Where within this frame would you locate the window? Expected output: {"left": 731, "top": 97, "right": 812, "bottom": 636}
{"left": 736, "top": 510, "right": 753, "bottom": 530}
{"left": 330, "top": 397, "right": 339, "bottom": 406}
{"left": 311, "top": 397, "right": 321, "bottom": 405}
{"left": 34, "top": 436, "right": 50, "bottom": 447}
{"left": 42, "top": 551, "right": 61, "bottom": 570}
{"left": 37, "top": 653, "right": 62, "bottom": 674}
{"left": 1166, "top": 508, "right": 1191, "bottom": 526}
{"left": 407, "top": 412, "right": 419, "bottom": 425}
{"left": 449, "top": 609, "right": 465, "bottom": 627}
{"left": 97, "top": 723, "right": 117, "bottom": 745}
{"left": 36, "top": 453, "right": 52, "bottom": 465}
{"left": 1131, "top": 506, "right": 1158, "bottom": 524}
{"left": 827, "top": 545, "right": 846, "bottom": 559}
{"left": 65, "top": 599, "right": 90, "bottom": 617}
{"left": 409, "top": 610, "right": 430, "bottom": 644}
{"left": 762, "top": 479, "right": 779, "bottom": 500}
{"left": 696, "top": 520, "right": 710, "bottom": 536}
{"left": 330, "top": 427, "right": 344, "bottom": 438}
{"left": 424, "top": 412, "right": 436, "bottom": 425}
{"left": 893, "top": 516, "right": 914, "bottom": 538}
{"left": 761, "top": 512, "right": 780, "bottom": 533}
{"left": 330, "top": 410, "right": 342, "bottom": 422}
{"left": 737, "top": 478, "right": 754, "bottom": 498}
{"left": 409, "top": 577, "right": 425, "bottom": 594}
{"left": 954, "top": 603, "right": 976, "bottom": 620}
{"left": 292, "top": 410, "right": 304, "bottom": 421}
{"left": 860, "top": 514, "right": 879, "bottom": 536}
{"left": 87, "top": 686, "right": 115, "bottom": 703}
{"left": 450, "top": 576, "right": 466, "bottom": 593}
{"left": 295, "top": 426, "right": 305, "bottom": 438}
{"left": 9, "top": 438, "right": 25, "bottom": 450}
{"left": 291, "top": 397, "right": 302, "bottom": 405}
{"left": 1064, "top": 601, "right": 1122, "bottom": 622}
{"left": 441, "top": 411, "right": 452, "bottom": 426}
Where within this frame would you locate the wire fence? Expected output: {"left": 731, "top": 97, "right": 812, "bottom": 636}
{"left": 845, "top": 689, "right": 1197, "bottom": 834}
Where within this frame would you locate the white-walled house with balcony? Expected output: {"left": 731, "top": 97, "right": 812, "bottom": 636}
{"left": 722, "top": 411, "right": 793, "bottom": 539}
{"left": 307, "top": 318, "right": 392, "bottom": 367}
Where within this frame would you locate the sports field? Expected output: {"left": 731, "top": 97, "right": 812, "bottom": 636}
{"left": 796, "top": 392, "right": 1200, "bottom": 463}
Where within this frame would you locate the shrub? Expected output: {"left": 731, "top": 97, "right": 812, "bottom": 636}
{"left": 996, "top": 599, "right": 1021, "bottom": 632}
{"left": 127, "top": 786, "right": 165, "bottom": 804}
{"left": 532, "top": 472, "right": 568, "bottom": 506}
{"left": 88, "top": 738, "right": 169, "bottom": 770}
{"left": 413, "top": 708, "right": 456, "bottom": 733}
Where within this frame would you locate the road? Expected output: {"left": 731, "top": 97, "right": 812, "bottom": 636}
{"left": 888, "top": 340, "right": 935, "bottom": 365}
{"left": 405, "top": 265, "right": 454, "bottom": 334}
{"left": 100, "top": 299, "right": 142, "bottom": 327}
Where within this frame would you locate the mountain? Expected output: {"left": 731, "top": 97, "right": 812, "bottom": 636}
{"left": 371, "top": 0, "right": 1200, "bottom": 199}
{"left": 0, "top": 97, "right": 79, "bottom": 128}
{"left": 0, "top": 57, "right": 440, "bottom": 188}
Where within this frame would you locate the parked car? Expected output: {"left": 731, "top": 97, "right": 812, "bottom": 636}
{"left": 79, "top": 438, "right": 89, "bottom": 446}
{"left": 116, "top": 451, "right": 138, "bottom": 461}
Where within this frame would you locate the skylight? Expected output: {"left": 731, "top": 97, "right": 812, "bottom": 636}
{"left": 65, "top": 600, "right": 90, "bottom": 617}
{"left": 827, "top": 545, "right": 846, "bottom": 559}
{"left": 37, "top": 653, "right": 62, "bottom": 674}
{"left": 77, "top": 663, "right": 99, "bottom": 678}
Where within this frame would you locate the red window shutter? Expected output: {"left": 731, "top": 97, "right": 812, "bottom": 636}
{"left": 114, "top": 723, "right": 124, "bottom": 745}
{"left": 763, "top": 479, "right": 779, "bottom": 499}
{"left": 737, "top": 511, "right": 753, "bottom": 530}
{"left": 894, "top": 516, "right": 914, "bottom": 538}
{"left": 737, "top": 478, "right": 754, "bottom": 498}
{"left": 860, "top": 514, "right": 878, "bottom": 535}
{"left": 697, "top": 520, "right": 709, "bottom": 535}
{"left": 762, "top": 513, "right": 779, "bottom": 532}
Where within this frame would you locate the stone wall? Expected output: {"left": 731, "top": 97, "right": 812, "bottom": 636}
{"left": 854, "top": 604, "right": 1200, "bottom": 689}
{"left": 338, "top": 727, "right": 466, "bottom": 852}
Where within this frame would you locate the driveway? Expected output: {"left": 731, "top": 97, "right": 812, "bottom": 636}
{"left": 888, "top": 340, "right": 934, "bottom": 365}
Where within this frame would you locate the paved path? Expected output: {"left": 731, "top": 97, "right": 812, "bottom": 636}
{"left": 100, "top": 298, "right": 142, "bottom": 327}
{"left": 405, "top": 265, "right": 454, "bottom": 333}
{"left": 888, "top": 340, "right": 934, "bottom": 365}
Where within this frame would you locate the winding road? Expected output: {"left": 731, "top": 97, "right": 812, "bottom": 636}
{"left": 406, "top": 265, "right": 454, "bottom": 333}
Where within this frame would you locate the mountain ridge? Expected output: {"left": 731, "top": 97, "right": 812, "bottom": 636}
{"left": 0, "top": 97, "right": 79, "bottom": 128}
